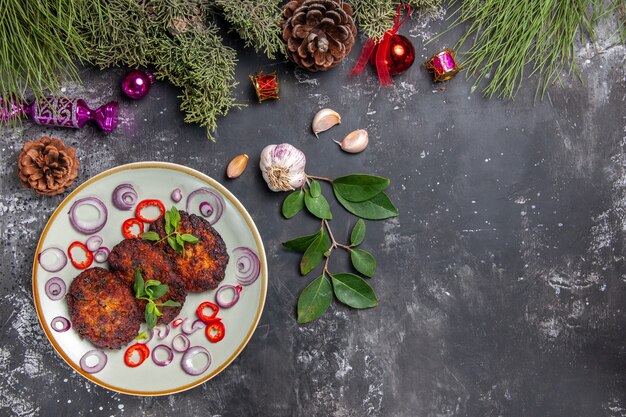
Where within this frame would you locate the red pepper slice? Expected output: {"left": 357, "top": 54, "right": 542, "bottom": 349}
{"left": 135, "top": 199, "right": 165, "bottom": 223}
{"left": 124, "top": 343, "right": 150, "bottom": 368}
{"left": 122, "top": 218, "right": 144, "bottom": 239}
{"left": 172, "top": 318, "right": 184, "bottom": 327}
{"left": 196, "top": 302, "right": 219, "bottom": 323}
{"left": 205, "top": 320, "right": 225, "bottom": 343}
{"left": 68, "top": 241, "right": 94, "bottom": 269}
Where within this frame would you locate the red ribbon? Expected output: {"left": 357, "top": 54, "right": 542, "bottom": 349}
{"left": 350, "top": 3, "right": 411, "bottom": 86}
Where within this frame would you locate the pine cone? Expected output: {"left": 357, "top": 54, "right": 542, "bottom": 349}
{"left": 17, "top": 136, "right": 79, "bottom": 196}
{"left": 281, "top": 0, "right": 357, "bottom": 72}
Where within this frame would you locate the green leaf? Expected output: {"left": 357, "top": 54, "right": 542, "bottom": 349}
{"left": 181, "top": 233, "right": 199, "bottom": 244}
{"left": 144, "top": 279, "right": 161, "bottom": 288}
{"left": 334, "top": 191, "right": 398, "bottom": 220}
{"left": 157, "top": 300, "right": 182, "bottom": 307}
{"left": 154, "top": 305, "right": 163, "bottom": 317}
{"left": 133, "top": 269, "right": 145, "bottom": 298}
{"left": 333, "top": 174, "right": 390, "bottom": 202}
{"left": 283, "top": 230, "right": 322, "bottom": 252}
{"left": 300, "top": 230, "right": 331, "bottom": 275}
{"left": 164, "top": 211, "right": 173, "bottom": 235}
{"left": 176, "top": 233, "right": 184, "bottom": 247}
{"left": 350, "top": 249, "right": 377, "bottom": 277}
{"left": 304, "top": 190, "right": 332, "bottom": 220}
{"left": 350, "top": 219, "right": 366, "bottom": 246}
{"left": 150, "top": 284, "right": 169, "bottom": 300}
{"left": 171, "top": 206, "right": 181, "bottom": 229}
{"left": 140, "top": 231, "right": 160, "bottom": 241}
{"left": 297, "top": 274, "right": 332, "bottom": 323}
{"left": 145, "top": 307, "right": 157, "bottom": 329}
{"left": 167, "top": 236, "right": 178, "bottom": 252}
{"left": 309, "top": 180, "right": 321, "bottom": 198}
{"left": 331, "top": 273, "right": 378, "bottom": 309}
{"left": 282, "top": 191, "right": 305, "bottom": 219}
{"left": 134, "top": 331, "right": 148, "bottom": 341}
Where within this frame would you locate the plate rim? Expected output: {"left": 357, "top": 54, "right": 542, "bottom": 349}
{"left": 32, "top": 161, "right": 268, "bottom": 396}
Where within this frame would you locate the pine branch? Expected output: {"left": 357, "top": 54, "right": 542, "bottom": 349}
{"left": 214, "top": 0, "right": 286, "bottom": 60}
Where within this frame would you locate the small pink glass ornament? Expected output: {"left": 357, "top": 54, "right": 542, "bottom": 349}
{"left": 121, "top": 70, "right": 155, "bottom": 100}
{"left": 0, "top": 96, "right": 118, "bottom": 132}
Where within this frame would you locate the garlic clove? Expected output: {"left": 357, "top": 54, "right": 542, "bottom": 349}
{"left": 227, "top": 154, "right": 249, "bottom": 179}
{"left": 312, "top": 108, "right": 341, "bottom": 137}
{"left": 336, "top": 129, "right": 368, "bottom": 153}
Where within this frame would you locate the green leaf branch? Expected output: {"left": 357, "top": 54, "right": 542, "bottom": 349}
{"left": 282, "top": 174, "right": 398, "bottom": 323}
{"left": 133, "top": 269, "right": 181, "bottom": 330}
{"left": 141, "top": 206, "right": 198, "bottom": 257}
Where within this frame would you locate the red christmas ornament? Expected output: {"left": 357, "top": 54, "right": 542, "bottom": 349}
{"left": 369, "top": 34, "right": 415, "bottom": 75}
{"left": 351, "top": 3, "right": 412, "bottom": 86}
{"left": 121, "top": 70, "right": 154, "bottom": 100}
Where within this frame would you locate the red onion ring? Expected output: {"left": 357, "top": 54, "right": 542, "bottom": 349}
{"left": 136, "top": 329, "right": 154, "bottom": 345}
{"left": 44, "top": 277, "right": 66, "bottom": 300}
{"left": 171, "top": 334, "right": 190, "bottom": 352}
{"left": 38, "top": 247, "right": 67, "bottom": 272}
{"left": 156, "top": 324, "right": 170, "bottom": 340}
{"left": 181, "top": 346, "right": 211, "bottom": 375}
{"left": 215, "top": 284, "right": 243, "bottom": 309}
{"left": 233, "top": 247, "right": 261, "bottom": 286}
{"left": 152, "top": 344, "right": 174, "bottom": 367}
{"left": 181, "top": 318, "right": 205, "bottom": 335}
{"left": 112, "top": 184, "right": 138, "bottom": 211}
{"left": 68, "top": 197, "right": 108, "bottom": 234}
{"left": 186, "top": 188, "right": 224, "bottom": 225}
{"left": 51, "top": 316, "right": 71, "bottom": 332}
{"left": 85, "top": 235, "right": 103, "bottom": 252}
{"left": 171, "top": 188, "right": 182, "bottom": 203}
{"left": 80, "top": 349, "right": 107, "bottom": 374}
{"left": 93, "top": 247, "right": 110, "bottom": 263}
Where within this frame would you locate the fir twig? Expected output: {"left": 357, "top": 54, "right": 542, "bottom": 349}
{"left": 214, "top": 0, "right": 286, "bottom": 60}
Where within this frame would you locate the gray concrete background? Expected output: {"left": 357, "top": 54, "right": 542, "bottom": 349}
{"left": 0, "top": 7, "right": 625, "bottom": 417}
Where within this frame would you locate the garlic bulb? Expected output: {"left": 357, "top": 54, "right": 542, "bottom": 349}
{"left": 259, "top": 144, "right": 307, "bottom": 192}
{"left": 336, "top": 129, "right": 368, "bottom": 153}
{"left": 312, "top": 108, "right": 341, "bottom": 137}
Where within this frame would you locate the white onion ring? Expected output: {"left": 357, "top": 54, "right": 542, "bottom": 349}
{"left": 215, "top": 284, "right": 242, "bottom": 308}
{"left": 181, "top": 346, "right": 211, "bottom": 375}
{"left": 186, "top": 188, "right": 224, "bottom": 225}
{"left": 85, "top": 235, "right": 103, "bottom": 252}
{"left": 152, "top": 344, "right": 174, "bottom": 367}
{"left": 156, "top": 324, "right": 170, "bottom": 340}
{"left": 233, "top": 247, "right": 261, "bottom": 286}
{"left": 171, "top": 334, "right": 190, "bottom": 352}
{"left": 38, "top": 247, "right": 67, "bottom": 272}
{"left": 112, "top": 184, "right": 138, "bottom": 210}
{"left": 93, "top": 246, "right": 110, "bottom": 263}
{"left": 51, "top": 316, "right": 71, "bottom": 332}
{"left": 68, "top": 197, "right": 108, "bottom": 234}
{"left": 181, "top": 318, "right": 205, "bottom": 335}
{"left": 171, "top": 188, "right": 182, "bottom": 203}
{"left": 44, "top": 277, "right": 66, "bottom": 300}
{"left": 80, "top": 350, "right": 107, "bottom": 374}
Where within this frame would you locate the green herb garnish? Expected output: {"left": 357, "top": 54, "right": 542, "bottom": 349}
{"left": 134, "top": 331, "right": 148, "bottom": 341}
{"left": 281, "top": 174, "right": 398, "bottom": 324}
{"left": 133, "top": 269, "right": 181, "bottom": 329}
{"left": 140, "top": 206, "right": 199, "bottom": 257}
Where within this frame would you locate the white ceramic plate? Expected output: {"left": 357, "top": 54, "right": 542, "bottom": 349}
{"left": 32, "top": 162, "right": 267, "bottom": 396}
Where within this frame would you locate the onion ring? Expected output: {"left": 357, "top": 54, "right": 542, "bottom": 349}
{"left": 136, "top": 329, "right": 154, "bottom": 345}
{"left": 51, "top": 316, "right": 71, "bottom": 332}
{"left": 93, "top": 246, "right": 110, "bottom": 263}
{"left": 68, "top": 197, "right": 108, "bottom": 234}
{"left": 215, "top": 284, "right": 243, "bottom": 309}
{"left": 186, "top": 188, "right": 224, "bottom": 225}
{"left": 38, "top": 247, "right": 67, "bottom": 272}
{"left": 156, "top": 324, "right": 170, "bottom": 340}
{"left": 152, "top": 344, "right": 174, "bottom": 367}
{"left": 181, "top": 318, "right": 205, "bottom": 335}
{"left": 85, "top": 235, "right": 103, "bottom": 252}
{"left": 171, "top": 334, "right": 190, "bottom": 352}
{"left": 181, "top": 346, "right": 211, "bottom": 375}
{"left": 233, "top": 247, "right": 261, "bottom": 286}
{"left": 112, "top": 184, "right": 138, "bottom": 211}
{"left": 171, "top": 188, "right": 182, "bottom": 203}
{"left": 80, "top": 350, "right": 107, "bottom": 374}
{"left": 44, "top": 277, "right": 67, "bottom": 300}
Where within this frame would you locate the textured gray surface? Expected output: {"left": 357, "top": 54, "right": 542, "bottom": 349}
{"left": 1, "top": 8, "right": 625, "bottom": 417}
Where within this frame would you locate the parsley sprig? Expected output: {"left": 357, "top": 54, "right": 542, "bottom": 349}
{"left": 140, "top": 206, "right": 198, "bottom": 257}
{"left": 133, "top": 269, "right": 181, "bottom": 329}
